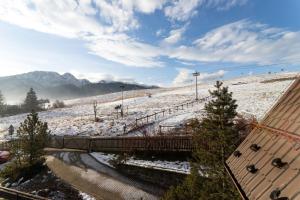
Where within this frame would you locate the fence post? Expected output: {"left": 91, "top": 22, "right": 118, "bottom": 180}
{"left": 62, "top": 136, "right": 65, "bottom": 149}
{"left": 88, "top": 138, "right": 92, "bottom": 153}
{"left": 185, "top": 124, "right": 188, "bottom": 134}
{"left": 147, "top": 115, "right": 149, "bottom": 123}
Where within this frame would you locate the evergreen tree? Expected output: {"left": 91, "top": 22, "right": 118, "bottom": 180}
{"left": 192, "top": 81, "right": 240, "bottom": 199}
{"left": 0, "top": 90, "right": 4, "bottom": 115}
{"left": 16, "top": 111, "right": 50, "bottom": 165}
{"left": 162, "top": 166, "right": 205, "bottom": 200}
{"left": 162, "top": 81, "right": 240, "bottom": 200}
{"left": 24, "top": 88, "right": 39, "bottom": 112}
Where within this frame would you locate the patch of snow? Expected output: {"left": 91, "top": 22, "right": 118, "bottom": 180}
{"left": 90, "top": 152, "right": 116, "bottom": 168}
{"left": 80, "top": 192, "right": 96, "bottom": 200}
{"left": 90, "top": 152, "right": 190, "bottom": 174}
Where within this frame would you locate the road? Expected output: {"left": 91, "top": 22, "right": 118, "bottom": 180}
{"left": 46, "top": 152, "right": 163, "bottom": 200}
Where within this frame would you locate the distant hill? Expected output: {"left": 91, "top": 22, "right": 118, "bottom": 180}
{"left": 0, "top": 71, "right": 158, "bottom": 103}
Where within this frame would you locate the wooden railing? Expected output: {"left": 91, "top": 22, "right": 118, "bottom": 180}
{"left": 130, "top": 96, "right": 210, "bottom": 132}
{"left": 0, "top": 186, "right": 48, "bottom": 200}
{"left": 47, "top": 135, "right": 194, "bottom": 153}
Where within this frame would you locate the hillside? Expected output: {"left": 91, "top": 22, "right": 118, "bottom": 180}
{"left": 0, "top": 71, "right": 157, "bottom": 103}
{"left": 0, "top": 72, "right": 298, "bottom": 140}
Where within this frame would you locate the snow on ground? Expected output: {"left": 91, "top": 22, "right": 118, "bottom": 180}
{"left": 0, "top": 72, "right": 298, "bottom": 139}
{"left": 90, "top": 152, "right": 190, "bottom": 174}
{"left": 80, "top": 192, "right": 96, "bottom": 200}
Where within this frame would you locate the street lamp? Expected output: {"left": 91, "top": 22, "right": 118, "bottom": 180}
{"left": 192, "top": 71, "right": 200, "bottom": 100}
{"left": 120, "top": 85, "right": 125, "bottom": 117}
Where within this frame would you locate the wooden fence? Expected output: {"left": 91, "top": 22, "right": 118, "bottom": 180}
{"left": 133, "top": 96, "right": 209, "bottom": 129}
{"left": 47, "top": 135, "right": 194, "bottom": 153}
{"left": 0, "top": 186, "right": 48, "bottom": 200}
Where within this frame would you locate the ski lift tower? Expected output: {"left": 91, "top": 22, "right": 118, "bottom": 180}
{"left": 192, "top": 71, "right": 200, "bottom": 100}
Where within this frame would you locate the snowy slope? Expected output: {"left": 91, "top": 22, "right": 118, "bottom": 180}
{"left": 0, "top": 72, "right": 298, "bottom": 139}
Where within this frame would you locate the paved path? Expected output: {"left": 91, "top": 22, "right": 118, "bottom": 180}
{"left": 46, "top": 152, "right": 162, "bottom": 200}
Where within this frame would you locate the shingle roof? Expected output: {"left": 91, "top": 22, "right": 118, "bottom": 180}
{"left": 226, "top": 77, "right": 300, "bottom": 200}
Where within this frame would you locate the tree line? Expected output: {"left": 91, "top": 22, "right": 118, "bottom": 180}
{"left": 0, "top": 88, "right": 65, "bottom": 117}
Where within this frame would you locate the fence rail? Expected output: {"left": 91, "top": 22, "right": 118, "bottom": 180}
{"left": 0, "top": 186, "right": 48, "bottom": 200}
{"left": 129, "top": 96, "right": 210, "bottom": 133}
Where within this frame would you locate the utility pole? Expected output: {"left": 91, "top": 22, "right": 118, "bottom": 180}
{"left": 120, "top": 85, "right": 125, "bottom": 118}
{"left": 193, "top": 71, "right": 200, "bottom": 100}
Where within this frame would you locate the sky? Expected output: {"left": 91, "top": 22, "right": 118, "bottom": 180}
{"left": 0, "top": 0, "right": 299, "bottom": 86}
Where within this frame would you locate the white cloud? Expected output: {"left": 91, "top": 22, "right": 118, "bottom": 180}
{"left": 172, "top": 68, "right": 226, "bottom": 86}
{"left": 198, "top": 70, "right": 226, "bottom": 81}
{"left": 0, "top": 1, "right": 299, "bottom": 70}
{"left": 70, "top": 70, "right": 136, "bottom": 83}
{"left": 164, "top": 0, "right": 248, "bottom": 21}
{"left": 206, "top": 0, "right": 248, "bottom": 11}
{"left": 164, "top": 0, "right": 200, "bottom": 21}
{"left": 163, "top": 25, "right": 187, "bottom": 44}
{"left": 172, "top": 68, "right": 193, "bottom": 86}
{"left": 120, "top": 0, "right": 167, "bottom": 14}
{"left": 170, "top": 20, "right": 300, "bottom": 65}
{"left": 156, "top": 29, "right": 164, "bottom": 36}
{"left": 0, "top": 0, "right": 164, "bottom": 68}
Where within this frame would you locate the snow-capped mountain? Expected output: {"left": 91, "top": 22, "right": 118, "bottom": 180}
{"left": 0, "top": 71, "right": 157, "bottom": 103}
{"left": 0, "top": 71, "right": 90, "bottom": 88}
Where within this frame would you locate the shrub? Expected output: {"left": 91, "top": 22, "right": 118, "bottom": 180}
{"left": 52, "top": 100, "right": 65, "bottom": 108}
{"left": 0, "top": 158, "right": 46, "bottom": 182}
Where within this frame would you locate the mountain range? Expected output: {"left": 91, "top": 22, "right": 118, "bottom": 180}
{"left": 0, "top": 71, "right": 157, "bottom": 103}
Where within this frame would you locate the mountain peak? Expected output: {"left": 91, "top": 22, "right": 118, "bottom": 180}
{"left": 62, "top": 72, "right": 76, "bottom": 79}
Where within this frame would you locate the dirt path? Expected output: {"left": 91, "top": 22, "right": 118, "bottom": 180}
{"left": 46, "top": 152, "right": 161, "bottom": 200}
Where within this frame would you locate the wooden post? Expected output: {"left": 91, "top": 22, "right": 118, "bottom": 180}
{"left": 185, "top": 124, "right": 188, "bottom": 135}
{"left": 88, "top": 138, "right": 92, "bottom": 153}
{"left": 62, "top": 136, "right": 65, "bottom": 149}
{"left": 147, "top": 115, "right": 149, "bottom": 123}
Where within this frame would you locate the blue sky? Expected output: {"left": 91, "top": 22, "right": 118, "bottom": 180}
{"left": 0, "top": 0, "right": 299, "bottom": 86}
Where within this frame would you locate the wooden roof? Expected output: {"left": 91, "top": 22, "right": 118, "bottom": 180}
{"left": 226, "top": 77, "right": 300, "bottom": 200}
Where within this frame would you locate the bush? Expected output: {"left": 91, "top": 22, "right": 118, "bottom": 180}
{"left": 162, "top": 167, "right": 205, "bottom": 200}
{"left": 52, "top": 100, "right": 65, "bottom": 108}
{"left": 0, "top": 158, "right": 46, "bottom": 182}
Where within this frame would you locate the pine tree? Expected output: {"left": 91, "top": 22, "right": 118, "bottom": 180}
{"left": 163, "top": 81, "right": 241, "bottom": 200}
{"left": 162, "top": 166, "right": 205, "bottom": 200}
{"left": 192, "top": 81, "right": 240, "bottom": 199}
{"left": 24, "top": 88, "right": 39, "bottom": 112}
{"left": 16, "top": 111, "right": 50, "bottom": 165}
